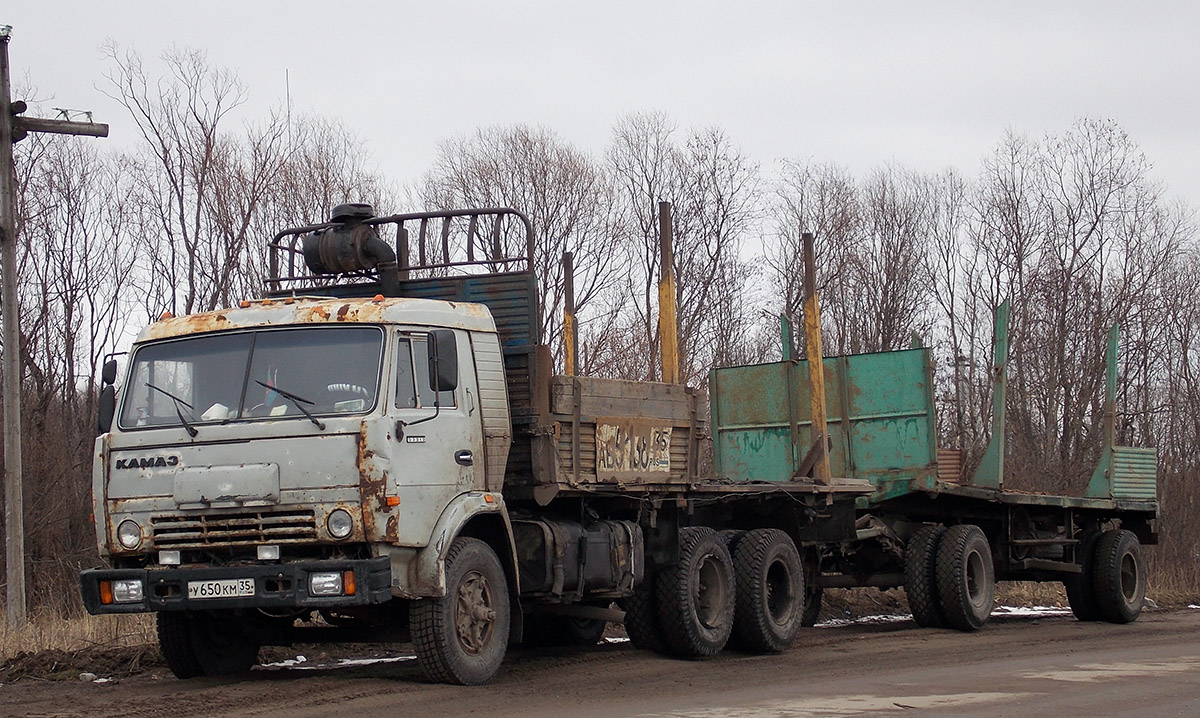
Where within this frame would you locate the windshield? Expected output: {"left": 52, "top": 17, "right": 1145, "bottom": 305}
{"left": 118, "top": 326, "right": 384, "bottom": 430}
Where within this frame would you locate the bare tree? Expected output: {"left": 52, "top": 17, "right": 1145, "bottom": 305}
{"left": 422, "top": 125, "right": 621, "bottom": 368}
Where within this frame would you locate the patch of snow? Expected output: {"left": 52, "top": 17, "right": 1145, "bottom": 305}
{"left": 604, "top": 636, "right": 631, "bottom": 644}
{"left": 992, "top": 605, "right": 1073, "bottom": 617}
{"left": 257, "top": 653, "right": 415, "bottom": 671}
{"left": 814, "top": 605, "right": 1072, "bottom": 628}
{"left": 1188, "top": 604, "right": 1200, "bottom": 610}
{"left": 815, "top": 613, "right": 911, "bottom": 628}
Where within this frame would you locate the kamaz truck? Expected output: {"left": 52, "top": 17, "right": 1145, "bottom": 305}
{"left": 80, "top": 204, "right": 1157, "bottom": 685}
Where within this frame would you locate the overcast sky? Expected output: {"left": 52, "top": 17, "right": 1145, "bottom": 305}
{"left": 5, "top": 2, "right": 1199, "bottom": 213}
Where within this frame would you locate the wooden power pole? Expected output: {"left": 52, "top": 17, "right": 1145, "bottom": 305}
{"left": 1, "top": 26, "right": 108, "bottom": 627}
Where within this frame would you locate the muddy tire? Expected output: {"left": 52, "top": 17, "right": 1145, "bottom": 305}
{"left": 655, "top": 527, "right": 735, "bottom": 658}
{"left": 904, "top": 524, "right": 947, "bottom": 628}
{"left": 157, "top": 611, "right": 259, "bottom": 678}
{"left": 1064, "top": 531, "right": 1103, "bottom": 621}
{"left": 935, "top": 524, "right": 995, "bottom": 631}
{"left": 1093, "top": 529, "right": 1146, "bottom": 624}
{"left": 411, "top": 536, "right": 510, "bottom": 685}
{"left": 621, "top": 581, "right": 667, "bottom": 653}
{"left": 731, "top": 529, "right": 804, "bottom": 653}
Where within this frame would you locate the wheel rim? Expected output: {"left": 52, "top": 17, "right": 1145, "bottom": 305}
{"left": 1120, "top": 552, "right": 1139, "bottom": 603}
{"left": 765, "top": 557, "right": 797, "bottom": 625}
{"left": 455, "top": 569, "right": 496, "bottom": 655}
{"left": 966, "top": 549, "right": 987, "bottom": 608}
{"left": 695, "top": 552, "right": 730, "bottom": 629}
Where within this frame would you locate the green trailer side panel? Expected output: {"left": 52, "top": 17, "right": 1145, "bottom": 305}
{"left": 712, "top": 348, "right": 937, "bottom": 484}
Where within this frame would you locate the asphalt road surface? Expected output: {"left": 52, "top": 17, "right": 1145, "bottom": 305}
{"left": 7, "top": 609, "right": 1200, "bottom": 718}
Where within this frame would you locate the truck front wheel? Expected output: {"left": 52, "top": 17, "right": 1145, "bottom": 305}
{"left": 411, "top": 536, "right": 511, "bottom": 685}
{"left": 157, "top": 611, "right": 260, "bottom": 678}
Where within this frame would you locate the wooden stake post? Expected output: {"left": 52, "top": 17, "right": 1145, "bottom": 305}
{"left": 1, "top": 27, "right": 108, "bottom": 626}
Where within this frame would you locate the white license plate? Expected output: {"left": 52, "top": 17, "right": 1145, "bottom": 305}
{"left": 187, "top": 578, "right": 255, "bottom": 600}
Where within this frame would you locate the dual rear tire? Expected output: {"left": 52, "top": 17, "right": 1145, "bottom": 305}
{"left": 631, "top": 526, "right": 806, "bottom": 658}
{"left": 1065, "top": 528, "right": 1145, "bottom": 624}
{"left": 904, "top": 523, "right": 995, "bottom": 631}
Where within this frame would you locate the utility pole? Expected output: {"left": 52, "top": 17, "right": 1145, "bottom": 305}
{"left": 1, "top": 26, "right": 108, "bottom": 627}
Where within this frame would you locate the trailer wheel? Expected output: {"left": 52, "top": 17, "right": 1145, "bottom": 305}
{"left": 411, "top": 536, "right": 510, "bottom": 685}
{"left": 731, "top": 529, "right": 804, "bottom": 652}
{"left": 656, "top": 527, "right": 735, "bottom": 658}
{"left": 935, "top": 524, "right": 995, "bottom": 631}
{"left": 621, "top": 581, "right": 667, "bottom": 653}
{"left": 904, "top": 524, "right": 947, "bottom": 628}
{"left": 1093, "top": 529, "right": 1146, "bottom": 624}
{"left": 157, "top": 611, "right": 259, "bottom": 678}
{"left": 1063, "top": 531, "right": 1103, "bottom": 621}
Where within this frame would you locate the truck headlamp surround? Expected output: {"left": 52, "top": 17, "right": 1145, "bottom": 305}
{"left": 117, "top": 519, "right": 143, "bottom": 550}
{"left": 326, "top": 509, "right": 353, "bottom": 539}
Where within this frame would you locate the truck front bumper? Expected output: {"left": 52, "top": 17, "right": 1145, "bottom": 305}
{"left": 79, "top": 556, "right": 391, "bottom": 615}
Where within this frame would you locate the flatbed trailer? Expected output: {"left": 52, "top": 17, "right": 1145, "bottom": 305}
{"left": 710, "top": 280, "right": 1157, "bottom": 630}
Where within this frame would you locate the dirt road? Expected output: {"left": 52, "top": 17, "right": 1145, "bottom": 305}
{"left": 6, "top": 609, "right": 1200, "bottom": 718}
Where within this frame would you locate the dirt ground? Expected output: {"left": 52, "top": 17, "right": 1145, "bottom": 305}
{"left": 4, "top": 608, "right": 1199, "bottom": 718}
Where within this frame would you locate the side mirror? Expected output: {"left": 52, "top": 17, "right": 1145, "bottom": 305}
{"left": 102, "top": 358, "right": 118, "bottom": 386}
{"left": 98, "top": 385, "right": 116, "bottom": 434}
{"left": 428, "top": 329, "right": 458, "bottom": 392}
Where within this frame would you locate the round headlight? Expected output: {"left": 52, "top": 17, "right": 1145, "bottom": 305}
{"left": 326, "top": 509, "right": 353, "bottom": 539}
{"left": 117, "top": 520, "right": 143, "bottom": 550}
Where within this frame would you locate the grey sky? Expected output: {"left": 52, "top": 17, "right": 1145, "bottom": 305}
{"left": 5, "top": 1, "right": 1198, "bottom": 211}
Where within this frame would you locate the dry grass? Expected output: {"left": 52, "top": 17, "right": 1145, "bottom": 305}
{"left": 0, "top": 610, "right": 155, "bottom": 662}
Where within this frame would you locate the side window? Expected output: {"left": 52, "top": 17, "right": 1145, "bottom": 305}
{"left": 396, "top": 334, "right": 456, "bottom": 409}
{"left": 395, "top": 339, "right": 417, "bottom": 408}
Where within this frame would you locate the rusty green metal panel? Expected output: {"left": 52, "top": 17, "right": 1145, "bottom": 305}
{"left": 711, "top": 347, "right": 937, "bottom": 485}
{"left": 973, "top": 300, "right": 1009, "bottom": 488}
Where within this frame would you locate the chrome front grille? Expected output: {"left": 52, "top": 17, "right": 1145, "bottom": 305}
{"left": 151, "top": 509, "right": 318, "bottom": 548}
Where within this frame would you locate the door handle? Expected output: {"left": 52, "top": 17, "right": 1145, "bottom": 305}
{"left": 454, "top": 450, "right": 474, "bottom": 466}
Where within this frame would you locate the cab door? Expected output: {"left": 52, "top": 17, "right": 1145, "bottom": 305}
{"left": 390, "top": 329, "right": 483, "bottom": 546}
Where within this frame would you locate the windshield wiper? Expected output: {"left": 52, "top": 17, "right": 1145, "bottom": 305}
{"left": 144, "top": 382, "right": 199, "bottom": 438}
{"left": 255, "top": 380, "right": 325, "bottom": 430}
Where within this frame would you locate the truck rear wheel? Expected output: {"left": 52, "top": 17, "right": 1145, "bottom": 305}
{"left": 731, "top": 529, "right": 804, "bottom": 653}
{"left": 1064, "top": 530, "right": 1103, "bottom": 621}
{"left": 1093, "top": 529, "right": 1146, "bottom": 624}
{"left": 157, "top": 611, "right": 260, "bottom": 678}
{"left": 904, "top": 524, "right": 947, "bottom": 628}
{"left": 935, "top": 524, "right": 994, "bottom": 631}
{"left": 655, "top": 527, "right": 735, "bottom": 658}
{"left": 411, "top": 536, "right": 510, "bottom": 685}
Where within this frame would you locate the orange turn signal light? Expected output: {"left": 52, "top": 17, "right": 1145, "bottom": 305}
{"left": 343, "top": 570, "right": 356, "bottom": 596}
{"left": 386, "top": 496, "right": 400, "bottom": 507}
{"left": 99, "top": 580, "right": 114, "bottom": 605}
{"left": 372, "top": 294, "right": 385, "bottom": 302}
{"left": 484, "top": 494, "right": 495, "bottom": 504}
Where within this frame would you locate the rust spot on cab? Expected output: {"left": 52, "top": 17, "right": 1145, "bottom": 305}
{"left": 357, "top": 423, "right": 395, "bottom": 543}
{"left": 337, "top": 304, "right": 352, "bottom": 321}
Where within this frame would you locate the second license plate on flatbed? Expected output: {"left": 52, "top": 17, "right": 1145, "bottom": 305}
{"left": 188, "top": 578, "right": 255, "bottom": 600}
